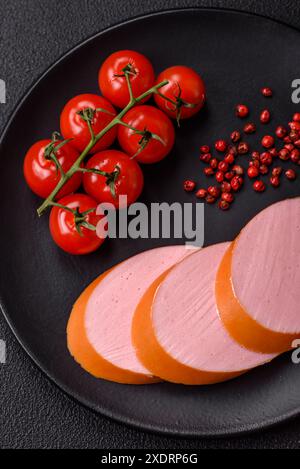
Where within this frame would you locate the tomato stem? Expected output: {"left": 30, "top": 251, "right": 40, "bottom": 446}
{"left": 78, "top": 165, "right": 121, "bottom": 199}
{"left": 155, "top": 85, "right": 197, "bottom": 127}
{"left": 44, "top": 134, "right": 73, "bottom": 177}
{"left": 37, "top": 79, "right": 168, "bottom": 217}
{"left": 48, "top": 201, "right": 76, "bottom": 214}
{"left": 125, "top": 72, "right": 135, "bottom": 103}
{"left": 117, "top": 120, "right": 166, "bottom": 155}
{"left": 49, "top": 202, "right": 97, "bottom": 235}
{"left": 155, "top": 90, "right": 177, "bottom": 106}
{"left": 78, "top": 167, "right": 112, "bottom": 177}
{"left": 95, "top": 107, "right": 116, "bottom": 117}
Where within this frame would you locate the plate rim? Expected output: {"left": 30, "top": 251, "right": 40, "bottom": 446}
{"left": 1, "top": 6, "right": 300, "bottom": 438}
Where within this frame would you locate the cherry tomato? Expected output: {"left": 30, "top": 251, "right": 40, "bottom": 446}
{"left": 118, "top": 105, "right": 175, "bottom": 164}
{"left": 99, "top": 50, "right": 155, "bottom": 109}
{"left": 154, "top": 66, "right": 206, "bottom": 121}
{"left": 49, "top": 194, "right": 107, "bottom": 255}
{"left": 60, "top": 94, "right": 117, "bottom": 154}
{"left": 23, "top": 139, "right": 82, "bottom": 199}
{"left": 83, "top": 150, "right": 144, "bottom": 208}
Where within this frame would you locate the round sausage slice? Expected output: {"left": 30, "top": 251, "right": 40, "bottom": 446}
{"left": 132, "top": 243, "right": 276, "bottom": 385}
{"left": 216, "top": 198, "right": 300, "bottom": 354}
{"left": 67, "top": 245, "right": 193, "bottom": 384}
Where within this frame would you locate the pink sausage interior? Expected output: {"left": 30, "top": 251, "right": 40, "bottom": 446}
{"left": 85, "top": 245, "right": 193, "bottom": 375}
{"left": 152, "top": 243, "right": 276, "bottom": 373}
{"left": 232, "top": 198, "right": 300, "bottom": 334}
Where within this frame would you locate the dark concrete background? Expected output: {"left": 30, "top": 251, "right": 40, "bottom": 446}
{"left": 1, "top": 0, "right": 300, "bottom": 449}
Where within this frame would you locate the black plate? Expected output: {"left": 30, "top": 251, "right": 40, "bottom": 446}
{"left": 1, "top": 8, "right": 300, "bottom": 437}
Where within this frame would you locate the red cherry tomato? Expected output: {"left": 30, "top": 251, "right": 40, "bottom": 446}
{"left": 23, "top": 139, "right": 82, "bottom": 199}
{"left": 83, "top": 150, "right": 144, "bottom": 208}
{"left": 118, "top": 105, "right": 175, "bottom": 164}
{"left": 49, "top": 194, "right": 107, "bottom": 255}
{"left": 99, "top": 50, "right": 155, "bottom": 109}
{"left": 60, "top": 94, "right": 117, "bottom": 154}
{"left": 154, "top": 66, "right": 206, "bottom": 121}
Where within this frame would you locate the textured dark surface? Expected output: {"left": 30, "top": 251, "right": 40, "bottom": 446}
{"left": 1, "top": 0, "right": 300, "bottom": 449}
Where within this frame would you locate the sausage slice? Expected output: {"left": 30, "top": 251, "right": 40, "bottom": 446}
{"left": 216, "top": 198, "right": 300, "bottom": 354}
{"left": 67, "top": 245, "right": 192, "bottom": 384}
{"left": 132, "top": 243, "right": 277, "bottom": 385}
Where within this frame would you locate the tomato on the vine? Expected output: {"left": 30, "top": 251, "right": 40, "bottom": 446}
{"left": 118, "top": 105, "right": 175, "bottom": 164}
{"left": 154, "top": 66, "right": 206, "bottom": 122}
{"left": 99, "top": 50, "right": 155, "bottom": 109}
{"left": 83, "top": 149, "right": 144, "bottom": 208}
{"left": 23, "top": 138, "right": 82, "bottom": 199}
{"left": 60, "top": 94, "right": 117, "bottom": 153}
{"left": 49, "top": 194, "right": 107, "bottom": 255}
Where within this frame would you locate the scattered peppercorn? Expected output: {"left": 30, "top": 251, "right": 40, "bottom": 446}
{"left": 231, "top": 175, "right": 242, "bottom": 192}
{"left": 289, "top": 130, "right": 299, "bottom": 142}
{"left": 259, "top": 165, "right": 269, "bottom": 175}
{"left": 208, "top": 186, "right": 221, "bottom": 198}
{"left": 200, "top": 153, "right": 212, "bottom": 163}
{"left": 221, "top": 181, "right": 232, "bottom": 193}
{"left": 249, "top": 159, "right": 260, "bottom": 168}
{"left": 284, "top": 143, "right": 294, "bottom": 152}
{"left": 251, "top": 151, "right": 260, "bottom": 160}
{"left": 197, "top": 100, "right": 299, "bottom": 211}
{"left": 236, "top": 104, "right": 249, "bottom": 118}
{"left": 293, "top": 113, "right": 300, "bottom": 122}
{"left": 232, "top": 164, "right": 244, "bottom": 176}
{"left": 224, "top": 153, "right": 235, "bottom": 165}
{"left": 216, "top": 171, "right": 224, "bottom": 183}
{"left": 294, "top": 139, "right": 300, "bottom": 148}
{"left": 225, "top": 171, "right": 235, "bottom": 180}
{"left": 269, "top": 148, "right": 278, "bottom": 158}
{"left": 284, "top": 135, "right": 292, "bottom": 144}
{"left": 215, "top": 140, "right": 227, "bottom": 153}
{"left": 218, "top": 200, "right": 230, "bottom": 211}
{"left": 275, "top": 126, "right": 287, "bottom": 139}
{"left": 261, "top": 135, "right": 274, "bottom": 149}
{"left": 206, "top": 194, "right": 216, "bottom": 204}
{"left": 196, "top": 188, "right": 207, "bottom": 199}
{"left": 227, "top": 145, "right": 238, "bottom": 156}
{"left": 244, "top": 122, "right": 256, "bottom": 134}
{"left": 218, "top": 161, "right": 229, "bottom": 172}
{"left": 237, "top": 142, "right": 249, "bottom": 154}
{"left": 204, "top": 167, "right": 215, "bottom": 176}
{"left": 210, "top": 158, "right": 219, "bottom": 169}
{"left": 289, "top": 121, "right": 300, "bottom": 131}
{"left": 231, "top": 130, "right": 241, "bottom": 143}
{"left": 260, "top": 109, "right": 271, "bottom": 124}
{"left": 278, "top": 148, "right": 290, "bottom": 161}
{"left": 270, "top": 176, "right": 280, "bottom": 188}
{"left": 260, "top": 152, "right": 273, "bottom": 166}
{"left": 184, "top": 180, "right": 196, "bottom": 192}
{"left": 253, "top": 180, "right": 266, "bottom": 192}
{"left": 221, "top": 192, "right": 234, "bottom": 203}
{"left": 290, "top": 149, "right": 300, "bottom": 163}
{"left": 247, "top": 166, "right": 259, "bottom": 178}
{"left": 261, "top": 87, "right": 273, "bottom": 97}
{"left": 200, "top": 145, "right": 210, "bottom": 153}
{"left": 285, "top": 169, "right": 297, "bottom": 180}
{"left": 272, "top": 167, "right": 283, "bottom": 177}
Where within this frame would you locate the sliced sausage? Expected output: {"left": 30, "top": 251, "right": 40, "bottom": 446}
{"left": 67, "top": 245, "right": 193, "bottom": 384}
{"left": 216, "top": 198, "right": 300, "bottom": 354}
{"left": 132, "top": 243, "right": 277, "bottom": 385}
